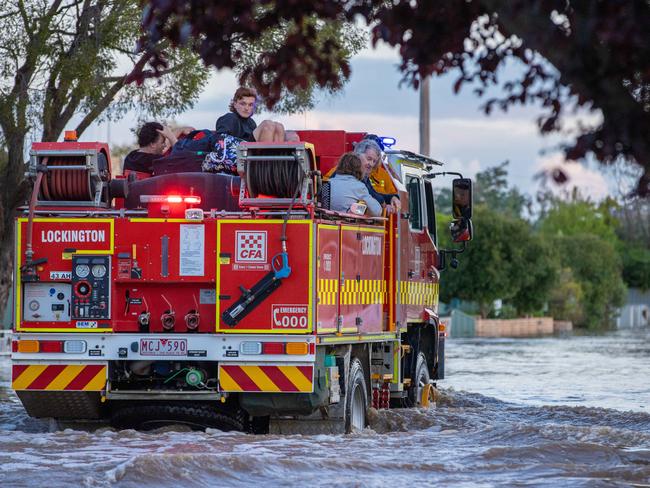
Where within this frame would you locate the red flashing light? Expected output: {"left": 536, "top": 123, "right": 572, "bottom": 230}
{"left": 309, "top": 342, "right": 315, "bottom": 355}
{"left": 262, "top": 342, "right": 285, "bottom": 355}
{"left": 139, "top": 195, "right": 201, "bottom": 204}
{"left": 11, "top": 340, "right": 17, "bottom": 353}
{"left": 40, "top": 340, "right": 64, "bottom": 353}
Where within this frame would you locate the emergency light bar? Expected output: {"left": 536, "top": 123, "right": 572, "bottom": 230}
{"left": 139, "top": 195, "right": 202, "bottom": 204}
{"left": 381, "top": 136, "right": 396, "bottom": 148}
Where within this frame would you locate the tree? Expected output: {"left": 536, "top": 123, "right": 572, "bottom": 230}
{"left": 0, "top": 0, "right": 210, "bottom": 320}
{"left": 551, "top": 234, "right": 626, "bottom": 329}
{"left": 234, "top": 17, "right": 365, "bottom": 114}
{"left": 613, "top": 195, "right": 650, "bottom": 290}
{"left": 474, "top": 162, "right": 531, "bottom": 218}
{"left": 435, "top": 161, "right": 531, "bottom": 218}
{"left": 439, "top": 205, "right": 553, "bottom": 317}
{"left": 547, "top": 267, "right": 585, "bottom": 325}
{"left": 509, "top": 233, "right": 558, "bottom": 316}
{"left": 538, "top": 197, "right": 620, "bottom": 248}
{"left": 141, "top": 0, "right": 650, "bottom": 195}
{"left": 620, "top": 242, "right": 650, "bottom": 291}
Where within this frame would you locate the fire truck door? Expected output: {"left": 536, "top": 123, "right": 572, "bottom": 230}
{"left": 400, "top": 174, "right": 437, "bottom": 322}
{"left": 339, "top": 224, "right": 385, "bottom": 334}
{"left": 316, "top": 224, "right": 340, "bottom": 333}
{"left": 339, "top": 225, "right": 361, "bottom": 333}
{"left": 357, "top": 225, "right": 385, "bottom": 334}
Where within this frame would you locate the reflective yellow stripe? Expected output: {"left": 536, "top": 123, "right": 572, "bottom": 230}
{"left": 278, "top": 366, "right": 312, "bottom": 392}
{"left": 243, "top": 366, "right": 281, "bottom": 392}
{"left": 82, "top": 367, "right": 107, "bottom": 391}
{"left": 219, "top": 367, "right": 242, "bottom": 391}
{"left": 12, "top": 365, "right": 47, "bottom": 390}
{"left": 47, "top": 365, "right": 84, "bottom": 390}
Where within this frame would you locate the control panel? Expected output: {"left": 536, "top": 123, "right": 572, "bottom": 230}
{"left": 71, "top": 255, "right": 111, "bottom": 319}
{"left": 23, "top": 282, "right": 71, "bottom": 322}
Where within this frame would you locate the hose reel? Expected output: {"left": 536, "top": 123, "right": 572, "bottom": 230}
{"left": 237, "top": 142, "right": 315, "bottom": 207}
{"left": 28, "top": 145, "right": 110, "bottom": 206}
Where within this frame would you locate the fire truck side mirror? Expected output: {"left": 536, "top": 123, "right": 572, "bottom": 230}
{"left": 452, "top": 178, "right": 472, "bottom": 220}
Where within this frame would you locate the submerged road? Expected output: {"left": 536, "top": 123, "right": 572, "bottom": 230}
{"left": 0, "top": 329, "right": 648, "bottom": 487}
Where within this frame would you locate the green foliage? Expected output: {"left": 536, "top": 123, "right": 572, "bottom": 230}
{"left": 435, "top": 188, "right": 452, "bottom": 215}
{"left": 547, "top": 267, "right": 585, "bottom": 325}
{"left": 437, "top": 164, "right": 636, "bottom": 329}
{"left": 550, "top": 235, "right": 626, "bottom": 329}
{"left": 620, "top": 242, "right": 650, "bottom": 291}
{"left": 141, "top": 1, "right": 650, "bottom": 194}
{"left": 474, "top": 162, "right": 531, "bottom": 218}
{"left": 538, "top": 198, "right": 620, "bottom": 247}
{"left": 509, "top": 233, "right": 558, "bottom": 315}
{"left": 435, "top": 162, "right": 531, "bottom": 218}
{"left": 615, "top": 197, "right": 650, "bottom": 290}
{"left": 439, "top": 205, "right": 554, "bottom": 318}
{"left": 538, "top": 195, "right": 649, "bottom": 293}
{"left": 235, "top": 17, "right": 365, "bottom": 114}
{"left": 488, "top": 303, "right": 519, "bottom": 320}
{"left": 0, "top": 1, "right": 210, "bottom": 142}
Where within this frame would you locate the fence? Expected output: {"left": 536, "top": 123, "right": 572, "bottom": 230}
{"left": 443, "top": 311, "right": 567, "bottom": 338}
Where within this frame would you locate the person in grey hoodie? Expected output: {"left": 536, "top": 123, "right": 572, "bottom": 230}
{"left": 329, "top": 152, "right": 383, "bottom": 217}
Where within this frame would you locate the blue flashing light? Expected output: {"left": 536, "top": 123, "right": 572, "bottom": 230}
{"left": 381, "top": 136, "right": 397, "bottom": 148}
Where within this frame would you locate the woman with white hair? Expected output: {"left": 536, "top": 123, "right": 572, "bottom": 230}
{"left": 353, "top": 138, "right": 401, "bottom": 214}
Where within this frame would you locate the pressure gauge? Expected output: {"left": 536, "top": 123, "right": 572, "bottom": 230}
{"left": 91, "top": 264, "right": 107, "bottom": 278}
{"left": 29, "top": 300, "right": 40, "bottom": 311}
{"left": 75, "top": 264, "right": 90, "bottom": 278}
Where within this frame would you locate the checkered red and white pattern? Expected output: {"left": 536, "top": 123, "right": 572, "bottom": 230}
{"left": 236, "top": 231, "right": 267, "bottom": 262}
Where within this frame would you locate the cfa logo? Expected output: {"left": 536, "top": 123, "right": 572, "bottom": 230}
{"left": 236, "top": 231, "right": 267, "bottom": 263}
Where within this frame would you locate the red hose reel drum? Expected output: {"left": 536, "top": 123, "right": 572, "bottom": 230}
{"left": 29, "top": 142, "right": 111, "bottom": 206}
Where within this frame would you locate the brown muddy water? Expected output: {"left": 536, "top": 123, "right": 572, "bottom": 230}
{"left": 1, "top": 329, "right": 649, "bottom": 487}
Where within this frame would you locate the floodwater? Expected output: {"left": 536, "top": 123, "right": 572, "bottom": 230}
{"left": 1, "top": 329, "right": 649, "bottom": 487}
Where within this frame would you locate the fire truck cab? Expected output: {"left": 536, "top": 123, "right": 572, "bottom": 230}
{"left": 11, "top": 130, "right": 473, "bottom": 433}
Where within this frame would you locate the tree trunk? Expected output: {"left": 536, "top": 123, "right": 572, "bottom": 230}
{"left": 0, "top": 131, "right": 30, "bottom": 326}
{"left": 0, "top": 230, "right": 16, "bottom": 329}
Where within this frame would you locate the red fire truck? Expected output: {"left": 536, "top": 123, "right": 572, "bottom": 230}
{"left": 11, "top": 130, "right": 473, "bottom": 433}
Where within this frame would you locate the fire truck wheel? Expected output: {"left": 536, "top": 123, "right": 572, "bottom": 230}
{"left": 110, "top": 402, "right": 246, "bottom": 432}
{"left": 409, "top": 353, "right": 431, "bottom": 407}
{"left": 344, "top": 359, "right": 368, "bottom": 433}
{"left": 249, "top": 416, "right": 270, "bottom": 435}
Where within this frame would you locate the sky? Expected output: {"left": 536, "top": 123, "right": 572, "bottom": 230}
{"left": 82, "top": 39, "right": 616, "bottom": 201}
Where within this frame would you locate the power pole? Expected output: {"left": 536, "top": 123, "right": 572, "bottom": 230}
{"left": 419, "top": 76, "right": 430, "bottom": 156}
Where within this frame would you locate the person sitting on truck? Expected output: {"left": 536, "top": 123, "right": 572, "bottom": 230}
{"left": 123, "top": 122, "right": 188, "bottom": 175}
{"left": 204, "top": 87, "right": 300, "bottom": 174}
{"left": 215, "top": 87, "right": 289, "bottom": 143}
{"left": 353, "top": 138, "right": 401, "bottom": 215}
{"left": 329, "top": 153, "right": 382, "bottom": 217}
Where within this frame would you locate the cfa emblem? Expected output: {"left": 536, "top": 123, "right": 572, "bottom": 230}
{"left": 236, "top": 231, "right": 267, "bottom": 263}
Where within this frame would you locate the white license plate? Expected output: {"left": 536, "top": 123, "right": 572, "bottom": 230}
{"left": 140, "top": 338, "right": 187, "bottom": 356}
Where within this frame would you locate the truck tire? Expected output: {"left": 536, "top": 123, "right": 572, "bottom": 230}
{"left": 344, "top": 359, "right": 368, "bottom": 433}
{"left": 110, "top": 402, "right": 246, "bottom": 432}
{"left": 408, "top": 353, "right": 431, "bottom": 407}
{"left": 249, "top": 415, "right": 270, "bottom": 434}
